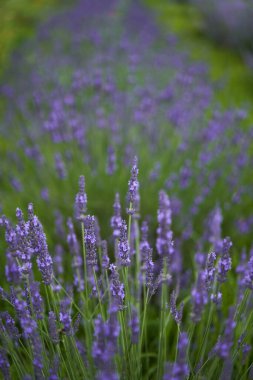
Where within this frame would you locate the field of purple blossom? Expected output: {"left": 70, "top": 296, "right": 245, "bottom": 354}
{"left": 0, "top": 0, "right": 253, "bottom": 379}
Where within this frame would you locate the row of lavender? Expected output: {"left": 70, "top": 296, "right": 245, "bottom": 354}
{"left": 0, "top": 0, "right": 253, "bottom": 378}
{"left": 0, "top": 159, "right": 252, "bottom": 379}
{"left": 0, "top": 1, "right": 252, "bottom": 248}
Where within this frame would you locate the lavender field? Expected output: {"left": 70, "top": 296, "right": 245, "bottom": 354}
{"left": 0, "top": 0, "right": 253, "bottom": 379}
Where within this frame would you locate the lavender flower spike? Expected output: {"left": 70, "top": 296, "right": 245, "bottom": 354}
{"left": 127, "top": 156, "right": 139, "bottom": 215}
{"left": 27, "top": 205, "right": 53, "bottom": 285}
{"left": 109, "top": 264, "right": 125, "bottom": 311}
{"left": 205, "top": 251, "right": 216, "bottom": 290}
{"left": 118, "top": 220, "right": 130, "bottom": 266}
{"left": 214, "top": 307, "right": 236, "bottom": 359}
{"left": 217, "top": 237, "right": 232, "bottom": 283}
{"left": 85, "top": 215, "right": 97, "bottom": 268}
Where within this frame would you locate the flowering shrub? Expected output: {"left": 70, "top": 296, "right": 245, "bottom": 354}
{"left": 0, "top": 1, "right": 253, "bottom": 378}
{"left": 0, "top": 161, "right": 253, "bottom": 379}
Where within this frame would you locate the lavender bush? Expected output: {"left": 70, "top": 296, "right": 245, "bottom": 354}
{"left": 0, "top": 0, "right": 253, "bottom": 378}
{"left": 1, "top": 0, "right": 253, "bottom": 249}
{"left": 1, "top": 162, "right": 253, "bottom": 379}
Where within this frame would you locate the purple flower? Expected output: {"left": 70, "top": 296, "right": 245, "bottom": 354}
{"left": 109, "top": 264, "right": 125, "bottom": 311}
{"left": 75, "top": 175, "right": 87, "bottom": 222}
{"left": 0, "top": 312, "right": 20, "bottom": 340}
{"left": 127, "top": 156, "right": 139, "bottom": 215}
{"left": 36, "top": 253, "right": 53, "bottom": 286}
{"left": 217, "top": 237, "right": 232, "bottom": 283}
{"left": 85, "top": 215, "right": 97, "bottom": 268}
{"left": 48, "top": 311, "right": 59, "bottom": 344}
{"left": 92, "top": 312, "right": 120, "bottom": 375}
{"left": 214, "top": 308, "right": 236, "bottom": 359}
{"left": 5, "top": 251, "right": 21, "bottom": 284}
{"left": 28, "top": 281, "right": 44, "bottom": 320}
{"left": 48, "top": 355, "right": 59, "bottom": 380}
{"left": 13, "top": 297, "right": 37, "bottom": 338}
{"left": 27, "top": 204, "right": 53, "bottom": 284}
{"left": 242, "top": 255, "right": 253, "bottom": 289}
{"left": 118, "top": 220, "right": 130, "bottom": 266}
{"left": 164, "top": 332, "right": 189, "bottom": 380}
{"left": 59, "top": 298, "right": 73, "bottom": 336}
{"left": 204, "top": 251, "right": 216, "bottom": 290}
{"left": 0, "top": 348, "right": 10, "bottom": 380}
{"left": 31, "top": 332, "right": 43, "bottom": 378}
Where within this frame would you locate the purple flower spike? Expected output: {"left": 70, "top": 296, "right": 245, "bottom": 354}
{"left": 164, "top": 332, "right": 189, "bottom": 380}
{"left": 127, "top": 156, "right": 139, "bottom": 215}
{"left": 31, "top": 332, "right": 43, "bottom": 379}
{"left": 75, "top": 175, "right": 87, "bottom": 222}
{"left": 243, "top": 255, "right": 253, "bottom": 289}
{"left": 0, "top": 348, "right": 10, "bottom": 380}
{"left": 118, "top": 220, "right": 130, "bottom": 267}
{"left": 59, "top": 298, "right": 73, "bottom": 336}
{"left": 29, "top": 281, "right": 44, "bottom": 320}
{"left": 92, "top": 311, "right": 120, "bottom": 377}
{"left": 217, "top": 237, "right": 232, "bottom": 283}
{"left": 156, "top": 190, "right": 174, "bottom": 259}
{"left": 85, "top": 215, "right": 97, "bottom": 268}
{"left": 1, "top": 312, "right": 20, "bottom": 340}
{"left": 205, "top": 251, "right": 216, "bottom": 290}
{"left": 111, "top": 193, "right": 122, "bottom": 239}
{"left": 36, "top": 252, "right": 53, "bottom": 286}
{"left": 214, "top": 308, "right": 236, "bottom": 359}
{"left": 48, "top": 311, "right": 59, "bottom": 344}
{"left": 109, "top": 264, "right": 125, "bottom": 311}
{"left": 27, "top": 205, "right": 53, "bottom": 285}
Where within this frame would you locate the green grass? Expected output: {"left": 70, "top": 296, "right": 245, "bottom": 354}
{"left": 0, "top": 0, "right": 62, "bottom": 76}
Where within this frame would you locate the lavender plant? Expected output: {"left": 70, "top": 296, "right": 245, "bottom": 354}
{"left": 0, "top": 161, "right": 252, "bottom": 379}
{"left": 0, "top": 1, "right": 253, "bottom": 379}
